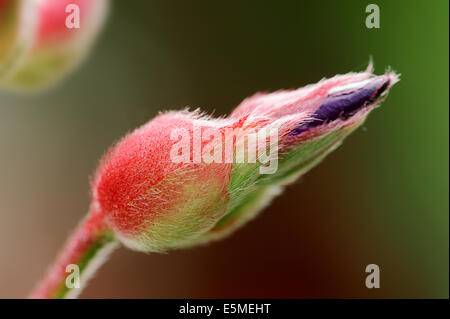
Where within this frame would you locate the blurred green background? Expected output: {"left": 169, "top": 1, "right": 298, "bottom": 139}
{"left": 0, "top": 0, "right": 448, "bottom": 298}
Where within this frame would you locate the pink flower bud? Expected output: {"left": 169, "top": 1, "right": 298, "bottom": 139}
{"left": 0, "top": 0, "right": 108, "bottom": 90}
{"left": 0, "top": 0, "right": 37, "bottom": 79}
{"left": 30, "top": 66, "right": 399, "bottom": 298}
{"left": 231, "top": 64, "right": 399, "bottom": 150}
{"left": 92, "top": 112, "right": 233, "bottom": 252}
{"left": 91, "top": 66, "right": 399, "bottom": 252}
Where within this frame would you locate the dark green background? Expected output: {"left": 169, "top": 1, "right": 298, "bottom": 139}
{"left": 0, "top": 0, "right": 448, "bottom": 297}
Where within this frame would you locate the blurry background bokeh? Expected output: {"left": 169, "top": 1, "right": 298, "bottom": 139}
{"left": 0, "top": 0, "right": 448, "bottom": 298}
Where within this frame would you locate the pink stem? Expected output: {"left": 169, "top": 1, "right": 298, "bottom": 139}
{"left": 29, "top": 204, "right": 118, "bottom": 299}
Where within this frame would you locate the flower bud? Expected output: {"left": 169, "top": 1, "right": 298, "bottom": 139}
{"left": 92, "top": 66, "right": 399, "bottom": 252}
{"left": 199, "top": 67, "right": 399, "bottom": 243}
{"left": 0, "top": 0, "right": 37, "bottom": 79}
{"left": 92, "top": 112, "right": 233, "bottom": 252}
{"left": 0, "top": 0, "right": 108, "bottom": 90}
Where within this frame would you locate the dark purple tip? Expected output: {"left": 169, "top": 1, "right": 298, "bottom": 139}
{"left": 289, "top": 76, "right": 390, "bottom": 136}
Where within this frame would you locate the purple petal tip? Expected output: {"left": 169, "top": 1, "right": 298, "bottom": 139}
{"left": 289, "top": 76, "right": 391, "bottom": 136}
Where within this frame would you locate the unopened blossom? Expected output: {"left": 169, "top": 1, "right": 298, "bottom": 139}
{"left": 30, "top": 66, "right": 399, "bottom": 298}
{"left": 0, "top": 0, "right": 108, "bottom": 90}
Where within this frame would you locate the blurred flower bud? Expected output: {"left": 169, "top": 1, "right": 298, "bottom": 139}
{"left": 0, "top": 0, "right": 108, "bottom": 91}
{"left": 91, "top": 67, "right": 399, "bottom": 252}
{"left": 0, "top": 0, "right": 37, "bottom": 79}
